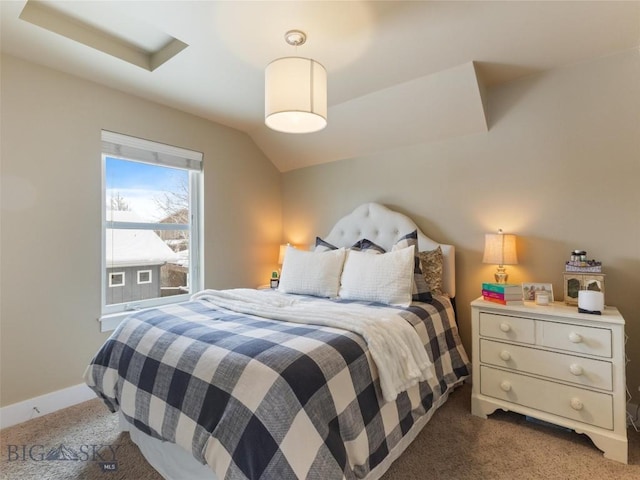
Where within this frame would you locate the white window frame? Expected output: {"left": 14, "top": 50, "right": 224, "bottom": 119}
{"left": 100, "top": 131, "right": 204, "bottom": 331}
{"left": 137, "top": 269, "right": 152, "bottom": 285}
{"left": 108, "top": 272, "right": 125, "bottom": 288}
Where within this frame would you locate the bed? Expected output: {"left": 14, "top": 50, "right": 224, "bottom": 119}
{"left": 85, "top": 202, "right": 470, "bottom": 480}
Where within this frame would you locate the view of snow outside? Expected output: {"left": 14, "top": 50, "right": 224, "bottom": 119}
{"left": 105, "top": 157, "right": 188, "bottom": 222}
{"left": 105, "top": 157, "right": 190, "bottom": 304}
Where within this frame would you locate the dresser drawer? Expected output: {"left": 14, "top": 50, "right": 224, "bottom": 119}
{"left": 479, "top": 313, "right": 535, "bottom": 344}
{"left": 540, "top": 322, "right": 612, "bottom": 358}
{"left": 480, "top": 366, "right": 613, "bottom": 429}
{"left": 480, "top": 339, "right": 612, "bottom": 390}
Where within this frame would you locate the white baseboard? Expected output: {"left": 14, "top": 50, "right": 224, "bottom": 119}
{"left": 0, "top": 383, "right": 95, "bottom": 430}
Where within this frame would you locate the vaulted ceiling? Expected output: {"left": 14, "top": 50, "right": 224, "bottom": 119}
{"left": 2, "top": 1, "right": 639, "bottom": 171}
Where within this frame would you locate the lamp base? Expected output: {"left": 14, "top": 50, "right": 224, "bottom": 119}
{"left": 494, "top": 266, "right": 508, "bottom": 284}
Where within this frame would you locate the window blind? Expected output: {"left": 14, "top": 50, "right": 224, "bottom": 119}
{"left": 101, "top": 130, "right": 202, "bottom": 171}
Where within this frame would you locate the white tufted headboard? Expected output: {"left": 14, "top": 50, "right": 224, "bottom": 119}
{"left": 323, "top": 203, "right": 456, "bottom": 298}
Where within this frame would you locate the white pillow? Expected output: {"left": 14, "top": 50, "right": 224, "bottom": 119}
{"left": 339, "top": 246, "right": 415, "bottom": 307}
{"left": 278, "top": 247, "right": 347, "bottom": 298}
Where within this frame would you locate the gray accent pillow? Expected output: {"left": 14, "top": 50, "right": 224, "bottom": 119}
{"left": 315, "top": 236, "right": 385, "bottom": 254}
{"left": 392, "top": 230, "right": 433, "bottom": 303}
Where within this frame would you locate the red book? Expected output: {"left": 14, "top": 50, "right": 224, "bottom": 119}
{"left": 483, "top": 295, "right": 524, "bottom": 306}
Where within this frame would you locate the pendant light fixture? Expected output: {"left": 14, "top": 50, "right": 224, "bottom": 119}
{"left": 265, "top": 30, "right": 327, "bottom": 134}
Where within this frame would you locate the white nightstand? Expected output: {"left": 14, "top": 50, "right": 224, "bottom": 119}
{"left": 471, "top": 297, "right": 628, "bottom": 463}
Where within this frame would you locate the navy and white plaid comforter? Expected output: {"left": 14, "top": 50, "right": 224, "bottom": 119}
{"left": 85, "top": 292, "right": 469, "bottom": 480}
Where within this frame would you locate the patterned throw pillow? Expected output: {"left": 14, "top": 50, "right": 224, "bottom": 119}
{"left": 392, "top": 230, "right": 433, "bottom": 303}
{"left": 418, "top": 246, "right": 444, "bottom": 296}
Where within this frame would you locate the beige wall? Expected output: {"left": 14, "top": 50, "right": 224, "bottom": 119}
{"left": 282, "top": 50, "right": 640, "bottom": 401}
{"left": 0, "top": 55, "right": 282, "bottom": 406}
{"left": 2, "top": 48, "right": 638, "bottom": 409}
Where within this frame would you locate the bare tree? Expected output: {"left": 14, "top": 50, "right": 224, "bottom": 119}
{"left": 155, "top": 175, "right": 189, "bottom": 224}
{"left": 155, "top": 174, "right": 189, "bottom": 249}
{"left": 110, "top": 192, "right": 131, "bottom": 211}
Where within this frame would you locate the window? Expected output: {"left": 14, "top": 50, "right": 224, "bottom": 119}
{"left": 137, "top": 270, "right": 152, "bottom": 284}
{"left": 101, "top": 131, "right": 203, "bottom": 327}
{"left": 109, "top": 272, "right": 125, "bottom": 287}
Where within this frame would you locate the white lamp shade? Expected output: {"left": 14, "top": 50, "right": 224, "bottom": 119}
{"left": 482, "top": 233, "right": 518, "bottom": 265}
{"left": 265, "top": 57, "right": 327, "bottom": 134}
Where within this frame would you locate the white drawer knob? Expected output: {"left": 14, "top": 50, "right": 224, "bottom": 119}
{"left": 500, "top": 381, "right": 512, "bottom": 392}
{"left": 569, "top": 332, "right": 583, "bottom": 343}
{"left": 499, "top": 350, "right": 512, "bottom": 361}
{"left": 569, "top": 364, "right": 584, "bottom": 376}
{"left": 499, "top": 322, "right": 511, "bottom": 333}
{"left": 570, "top": 398, "right": 584, "bottom": 411}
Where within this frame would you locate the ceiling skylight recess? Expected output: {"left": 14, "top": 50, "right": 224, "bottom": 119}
{"left": 19, "top": 0, "right": 187, "bottom": 71}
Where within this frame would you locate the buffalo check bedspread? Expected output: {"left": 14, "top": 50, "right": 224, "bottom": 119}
{"left": 84, "top": 291, "right": 470, "bottom": 480}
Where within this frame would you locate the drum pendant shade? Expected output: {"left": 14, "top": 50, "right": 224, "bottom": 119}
{"left": 265, "top": 56, "right": 327, "bottom": 134}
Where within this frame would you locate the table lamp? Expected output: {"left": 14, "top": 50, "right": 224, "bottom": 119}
{"left": 482, "top": 229, "right": 518, "bottom": 283}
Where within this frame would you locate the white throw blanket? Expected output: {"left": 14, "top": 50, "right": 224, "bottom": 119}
{"left": 191, "top": 288, "right": 435, "bottom": 402}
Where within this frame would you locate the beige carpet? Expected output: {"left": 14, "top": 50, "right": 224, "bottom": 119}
{"left": 1, "top": 384, "right": 638, "bottom": 479}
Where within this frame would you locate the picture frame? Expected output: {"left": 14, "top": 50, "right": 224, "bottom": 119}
{"left": 522, "top": 282, "right": 554, "bottom": 302}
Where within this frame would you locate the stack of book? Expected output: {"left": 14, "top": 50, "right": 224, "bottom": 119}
{"left": 482, "top": 283, "right": 524, "bottom": 305}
